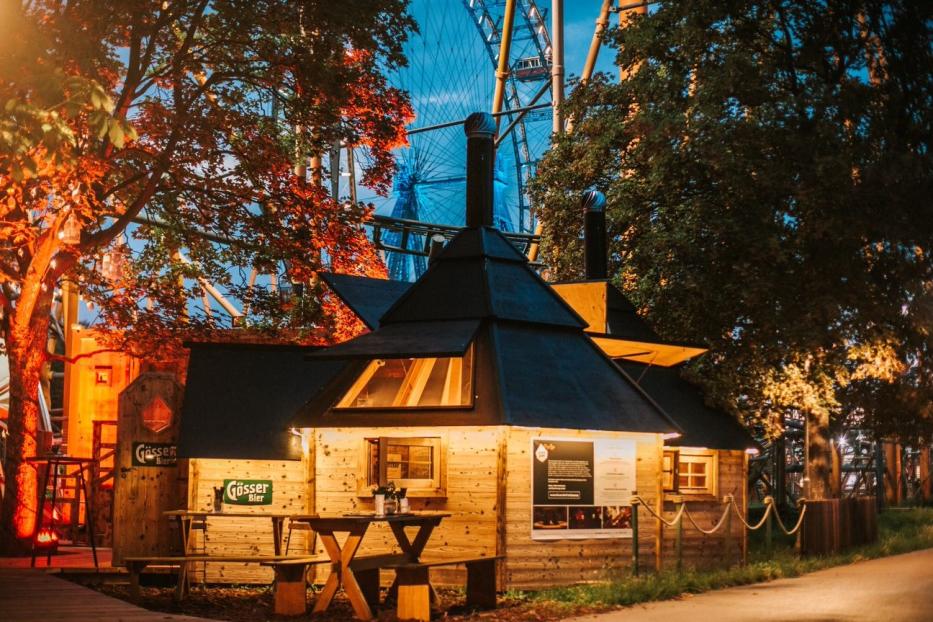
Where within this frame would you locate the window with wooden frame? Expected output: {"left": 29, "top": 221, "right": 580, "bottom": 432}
{"left": 677, "top": 451, "right": 718, "bottom": 496}
{"left": 336, "top": 345, "right": 474, "bottom": 409}
{"left": 360, "top": 437, "right": 447, "bottom": 497}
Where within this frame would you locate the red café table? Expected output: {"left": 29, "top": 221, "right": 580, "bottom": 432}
{"left": 289, "top": 511, "right": 451, "bottom": 620}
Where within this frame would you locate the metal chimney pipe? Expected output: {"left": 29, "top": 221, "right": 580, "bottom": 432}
{"left": 428, "top": 233, "right": 446, "bottom": 262}
{"left": 464, "top": 112, "right": 497, "bottom": 228}
{"left": 583, "top": 190, "right": 608, "bottom": 280}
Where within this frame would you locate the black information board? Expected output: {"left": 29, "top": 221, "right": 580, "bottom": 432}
{"left": 531, "top": 438, "right": 636, "bottom": 540}
{"left": 532, "top": 440, "right": 594, "bottom": 505}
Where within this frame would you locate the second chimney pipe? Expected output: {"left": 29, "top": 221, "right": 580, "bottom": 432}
{"left": 583, "top": 190, "right": 608, "bottom": 280}
{"left": 464, "top": 112, "right": 497, "bottom": 228}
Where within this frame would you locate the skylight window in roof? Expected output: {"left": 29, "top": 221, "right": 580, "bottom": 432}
{"left": 336, "top": 345, "right": 474, "bottom": 409}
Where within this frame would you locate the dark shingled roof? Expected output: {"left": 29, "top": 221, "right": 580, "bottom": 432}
{"left": 296, "top": 226, "right": 679, "bottom": 435}
{"left": 320, "top": 273, "right": 411, "bottom": 330}
{"left": 380, "top": 227, "right": 586, "bottom": 328}
{"left": 617, "top": 361, "right": 758, "bottom": 451}
{"left": 178, "top": 342, "right": 348, "bottom": 460}
{"left": 317, "top": 264, "right": 748, "bottom": 446}
{"left": 604, "top": 283, "right": 662, "bottom": 342}
{"left": 492, "top": 323, "right": 675, "bottom": 433}
{"left": 307, "top": 319, "right": 480, "bottom": 360}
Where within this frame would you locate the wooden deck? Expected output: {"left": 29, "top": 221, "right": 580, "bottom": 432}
{"left": 0, "top": 567, "right": 210, "bottom": 622}
{"left": 0, "top": 545, "right": 112, "bottom": 569}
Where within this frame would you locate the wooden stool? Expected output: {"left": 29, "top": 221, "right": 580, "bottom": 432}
{"left": 395, "top": 565, "right": 431, "bottom": 622}
{"left": 261, "top": 558, "right": 329, "bottom": 616}
{"left": 273, "top": 563, "right": 308, "bottom": 616}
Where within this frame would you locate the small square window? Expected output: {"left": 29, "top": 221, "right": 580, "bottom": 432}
{"left": 95, "top": 366, "right": 112, "bottom": 386}
{"left": 677, "top": 452, "right": 717, "bottom": 496}
{"left": 361, "top": 437, "right": 446, "bottom": 498}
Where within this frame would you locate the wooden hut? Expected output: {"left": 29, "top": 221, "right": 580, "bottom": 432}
{"left": 323, "top": 190, "right": 759, "bottom": 572}
{"left": 290, "top": 114, "right": 680, "bottom": 589}
{"left": 169, "top": 113, "right": 751, "bottom": 589}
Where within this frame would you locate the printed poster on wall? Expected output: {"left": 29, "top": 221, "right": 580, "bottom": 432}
{"left": 531, "top": 438, "right": 636, "bottom": 540}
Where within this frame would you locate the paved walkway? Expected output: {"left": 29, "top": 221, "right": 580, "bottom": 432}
{"left": 0, "top": 567, "right": 209, "bottom": 622}
{"left": 569, "top": 548, "right": 933, "bottom": 622}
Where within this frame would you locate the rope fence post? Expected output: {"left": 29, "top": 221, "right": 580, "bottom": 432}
{"left": 674, "top": 496, "right": 684, "bottom": 573}
{"left": 630, "top": 497, "right": 640, "bottom": 576}
{"left": 765, "top": 496, "right": 773, "bottom": 556}
{"left": 723, "top": 494, "right": 733, "bottom": 566}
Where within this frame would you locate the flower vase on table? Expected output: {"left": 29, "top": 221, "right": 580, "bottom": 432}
{"left": 373, "top": 482, "right": 397, "bottom": 517}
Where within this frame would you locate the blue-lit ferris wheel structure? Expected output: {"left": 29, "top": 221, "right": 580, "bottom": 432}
{"left": 354, "top": 0, "right": 554, "bottom": 281}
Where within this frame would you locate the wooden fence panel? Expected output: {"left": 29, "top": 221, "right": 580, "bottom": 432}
{"left": 800, "top": 496, "right": 876, "bottom": 556}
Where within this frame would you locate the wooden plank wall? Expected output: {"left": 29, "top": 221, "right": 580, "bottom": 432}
{"left": 659, "top": 449, "right": 747, "bottom": 569}
{"left": 186, "top": 456, "right": 312, "bottom": 583}
{"left": 183, "top": 430, "right": 744, "bottom": 586}
{"left": 503, "top": 427, "right": 662, "bottom": 589}
{"left": 312, "top": 426, "right": 501, "bottom": 585}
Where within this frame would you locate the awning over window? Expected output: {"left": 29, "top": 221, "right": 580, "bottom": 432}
{"left": 590, "top": 335, "right": 708, "bottom": 368}
{"left": 306, "top": 319, "right": 482, "bottom": 360}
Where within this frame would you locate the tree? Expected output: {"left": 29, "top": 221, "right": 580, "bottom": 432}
{"left": 531, "top": 0, "right": 933, "bottom": 499}
{"left": 0, "top": 0, "right": 413, "bottom": 550}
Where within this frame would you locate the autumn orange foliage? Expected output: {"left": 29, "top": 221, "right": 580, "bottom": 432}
{"left": 1, "top": 0, "right": 415, "bottom": 550}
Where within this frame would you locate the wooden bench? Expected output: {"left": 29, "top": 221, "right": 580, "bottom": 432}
{"left": 123, "top": 555, "right": 310, "bottom": 601}
{"left": 260, "top": 557, "right": 331, "bottom": 616}
{"left": 387, "top": 556, "right": 504, "bottom": 622}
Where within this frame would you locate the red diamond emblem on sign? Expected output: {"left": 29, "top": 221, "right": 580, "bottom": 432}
{"left": 141, "top": 395, "right": 173, "bottom": 433}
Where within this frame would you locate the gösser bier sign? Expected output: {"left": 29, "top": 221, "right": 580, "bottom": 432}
{"left": 132, "top": 442, "right": 177, "bottom": 467}
{"left": 223, "top": 479, "right": 273, "bottom": 505}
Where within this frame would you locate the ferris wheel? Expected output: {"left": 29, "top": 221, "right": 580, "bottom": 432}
{"left": 352, "top": 0, "right": 554, "bottom": 281}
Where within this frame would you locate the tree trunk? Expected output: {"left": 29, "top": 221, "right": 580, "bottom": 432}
{"left": 805, "top": 409, "right": 834, "bottom": 500}
{"left": 0, "top": 295, "right": 52, "bottom": 554}
{"left": 773, "top": 431, "right": 787, "bottom": 510}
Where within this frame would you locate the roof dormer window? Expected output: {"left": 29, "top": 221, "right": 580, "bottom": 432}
{"left": 335, "top": 344, "right": 474, "bottom": 409}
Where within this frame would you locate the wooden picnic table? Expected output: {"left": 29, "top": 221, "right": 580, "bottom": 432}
{"left": 289, "top": 512, "right": 451, "bottom": 621}
{"left": 163, "top": 509, "right": 293, "bottom": 594}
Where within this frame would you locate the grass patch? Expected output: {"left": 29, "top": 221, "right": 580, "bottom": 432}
{"left": 82, "top": 508, "right": 932, "bottom": 622}
{"left": 527, "top": 506, "right": 933, "bottom": 609}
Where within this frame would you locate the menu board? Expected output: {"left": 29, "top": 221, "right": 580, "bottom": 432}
{"left": 531, "top": 438, "right": 636, "bottom": 540}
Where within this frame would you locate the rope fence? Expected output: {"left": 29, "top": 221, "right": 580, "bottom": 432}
{"left": 627, "top": 494, "right": 811, "bottom": 575}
